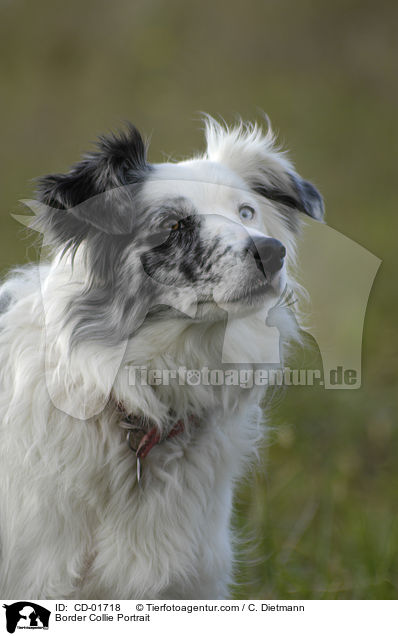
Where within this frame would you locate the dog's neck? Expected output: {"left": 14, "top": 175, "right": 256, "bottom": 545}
{"left": 110, "top": 315, "right": 276, "bottom": 432}
{"left": 40, "top": 258, "right": 296, "bottom": 423}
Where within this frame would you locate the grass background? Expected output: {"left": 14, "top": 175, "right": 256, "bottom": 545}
{"left": 0, "top": 0, "right": 397, "bottom": 599}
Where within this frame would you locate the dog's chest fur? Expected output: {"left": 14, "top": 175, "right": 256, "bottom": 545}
{"left": 78, "top": 404, "right": 263, "bottom": 599}
{"left": 0, "top": 266, "right": 264, "bottom": 599}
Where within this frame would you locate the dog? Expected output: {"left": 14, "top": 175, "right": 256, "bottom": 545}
{"left": 0, "top": 116, "right": 323, "bottom": 599}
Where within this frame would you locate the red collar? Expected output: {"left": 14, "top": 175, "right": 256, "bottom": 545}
{"left": 117, "top": 405, "right": 198, "bottom": 483}
{"left": 124, "top": 415, "right": 185, "bottom": 459}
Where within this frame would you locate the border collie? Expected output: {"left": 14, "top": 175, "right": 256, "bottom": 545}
{"left": 0, "top": 116, "right": 323, "bottom": 599}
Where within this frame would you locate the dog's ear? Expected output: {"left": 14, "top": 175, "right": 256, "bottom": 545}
{"left": 35, "top": 124, "right": 150, "bottom": 249}
{"left": 204, "top": 116, "right": 324, "bottom": 228}
{"left": 251, "top": 172, "right": 324, "bottom": 223}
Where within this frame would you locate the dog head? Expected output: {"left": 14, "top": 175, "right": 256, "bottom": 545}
{"left": 35, "top": 117, "right": 324, "bottom": 345}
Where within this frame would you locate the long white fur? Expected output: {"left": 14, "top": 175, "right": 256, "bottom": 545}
{"left": 0, "top": 119, "right": 300, "bottom": 599}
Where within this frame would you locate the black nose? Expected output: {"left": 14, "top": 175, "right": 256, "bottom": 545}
{"left": 245, "top": 237, "right": 286, "bottom": 277}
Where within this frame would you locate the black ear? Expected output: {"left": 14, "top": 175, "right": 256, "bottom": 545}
{"left": 288, "top": 173, "right": 324, "bottom": 221}
{"left": 253, "top": 172, "right": 324, "bottom": 227}
{"left": 35, "top": 124, "right": 150, "bottom": 249}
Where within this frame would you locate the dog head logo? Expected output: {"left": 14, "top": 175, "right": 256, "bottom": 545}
{"left": 15, "top": 119, "right": 381, "bottom": 411}
{"left": 2, "top": 603, "right": 51, "bottom": 633}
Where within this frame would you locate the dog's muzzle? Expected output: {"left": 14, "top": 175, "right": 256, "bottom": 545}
{"left": 245, "top": 236, "right": 286, "bottom": 279}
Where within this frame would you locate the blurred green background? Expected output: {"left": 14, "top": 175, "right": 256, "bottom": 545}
{"left": 1, "top": 0, "right": 397, "bottom": 599}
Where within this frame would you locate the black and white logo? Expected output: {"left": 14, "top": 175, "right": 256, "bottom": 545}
{"left": 2, "top": 602, "right": 51, "bottom": 633}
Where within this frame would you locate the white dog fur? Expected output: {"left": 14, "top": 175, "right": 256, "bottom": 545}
{"left": 0, "top": 117, "right": 323, "bottom": 599}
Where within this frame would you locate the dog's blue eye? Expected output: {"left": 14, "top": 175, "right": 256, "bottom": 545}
{"left": 239, "top": 205, "right": 255, "bottom": 221}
